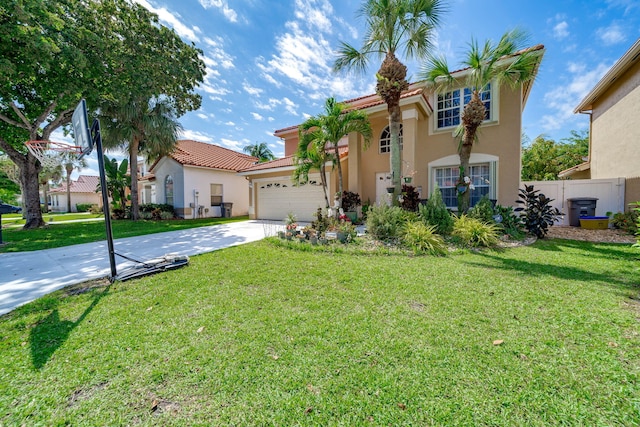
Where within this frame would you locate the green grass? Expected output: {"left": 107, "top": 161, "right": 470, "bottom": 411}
{"left": 0, "top": 216, "right": 248, "bottom": 253}
{"left": 0, "top": 239, "right": 638, "bottom": 425}
{"left": 1, "top": 212, "right": 104, "bottom": 227}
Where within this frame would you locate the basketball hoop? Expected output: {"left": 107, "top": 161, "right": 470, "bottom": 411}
{"left": 25, "top": 140, "right": 83, "bottom": 168}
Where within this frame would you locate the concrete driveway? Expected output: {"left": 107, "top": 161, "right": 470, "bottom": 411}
{"left": 0, "top": 220, "right": 276, "bottom": 316}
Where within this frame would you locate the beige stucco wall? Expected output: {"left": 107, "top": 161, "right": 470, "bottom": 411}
{"left": 590, "top": 59, "right": 640, "bottom": 180}
{"left": 50, "top": 192, "right": 102, "bottom": 213}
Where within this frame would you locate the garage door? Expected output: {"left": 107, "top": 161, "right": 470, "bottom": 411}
{"left": 257, "top": 174, "right": 327, "bottom": 222}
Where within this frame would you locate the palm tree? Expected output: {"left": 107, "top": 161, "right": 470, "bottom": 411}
{"left": 243, "top": 142, "right": 276, "bottom": 162}
{"left": 38, "top": 163, "right": 63, "bottom": 213}
{"left": 421, "top": 29, "right": 542, "bottom": 212}
{"left": 293, "top": 131, "right": 335, "bottom": 209}
{"left": 101, "top": 97, "right": 182, "bottom": 220}
{"left": 334, "top": 0, "right": 445, "bottom": 199}
{"left": 298, "top": 97, "right": 372, "bottom": 208}
{"left": 60, "top": 151, "right": 88, "bottom": 212}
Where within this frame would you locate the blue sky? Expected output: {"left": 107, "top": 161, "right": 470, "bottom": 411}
{"left": 65, "top": 0, "right": 640, "bottom": 175}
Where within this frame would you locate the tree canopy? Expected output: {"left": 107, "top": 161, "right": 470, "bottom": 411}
{"left": 521, "top": 130, "right": 589, "bottom": 181}
{"left": 0, "top": 0, "right": 205, "bottom": 228}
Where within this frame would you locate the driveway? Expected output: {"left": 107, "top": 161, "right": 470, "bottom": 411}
{"left": 0, "top": 220, "right": 275, "bottom": 316}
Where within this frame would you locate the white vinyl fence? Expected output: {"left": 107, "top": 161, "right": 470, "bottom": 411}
{"left": 522, "top": 178, "right": 626, "bottom": 225}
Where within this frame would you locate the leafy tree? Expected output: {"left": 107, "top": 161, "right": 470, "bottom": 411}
{"left": 521, "top": 130, "right": 589, "bottom": 181}
{"left": 0, "top": 156, "right": 21, "bottom": 204}
{"left": 298, "top": 98, "right": 372, "bottom": 208}
{"left": 334, "top": 0, "right": 445, "bottom": 200}
{"left": 60, "top": 152, "right": 88, "bottom": 212}
{"left": 421, "top": 29, "right": 542, "bottom": 213}
{"left": 39, "top": 164, "right": 63, "bottom": 213}
{"left": 243, "top": 143, "right": 276, "bottom": 162}
{"left": 0, "top": 0, "right": 204, "bottom": 228}
{"left": 293, "top": 134, "right": 334, "bottom": 209}
{"left": 100, "top": 97, "right": 183, "bottom": 220}
{"left": 100, "top": 157, "right": 130, "bottom": 213}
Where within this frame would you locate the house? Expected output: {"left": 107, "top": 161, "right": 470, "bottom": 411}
{"left": 559, "top": 38, "right": 640, "bottom": 208}
{"left": 240, "top": 46, "right": 544, "bottom": 222}
{"left": 49, "top": 175, "right": 102, "bottom": 212}
{"left": 148, "top": 140, "right": 258, "bottom": 218}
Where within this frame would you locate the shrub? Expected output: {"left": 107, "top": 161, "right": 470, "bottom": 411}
{"left": 365, "top": 204, "right": 405, "bottom": 241}
{"left": 361, "top": 200, "right": 371, "bottom": 221}
{"left": 419, "top": 184, "right": 454, "bottom": 235}
{"left": 452, "top": 215, "right": 500, "bottom": 248}
{"left": 402, "top": 222, "right": 447, "bottom": 255}
{"left": 160, "top": 211, "right": 174, "bottom": 220}
{"left": 611, "top": 209, "right": 639, "bottom": 235}
{"left": 311, "top": 208, "right": 330, "bottom": 235}
{"left": 76, "top": 203, "right": 93, "bottom": 213}
{"left": 493, "top": 205, "right": 524, "bottom": 239}
{"left": 400, "top": 185, "right": 420, "bottom": 212}
{"left": 514, "top": 184, "right": 562, "bottom": 238}
{"left": 341, "top": 191, "right": 361, "bottom": 212}
{"left": 88, "top": 204, "right": 102, "bottom": 214}
{"left": 468, "top": 195, "right": 494, "bottom": 224}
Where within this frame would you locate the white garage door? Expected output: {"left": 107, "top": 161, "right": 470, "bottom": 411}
{"left": 257, "top": 174, "right": 327, "bottom": 222}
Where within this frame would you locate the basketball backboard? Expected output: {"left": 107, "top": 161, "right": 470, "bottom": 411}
{"left": 72, "top": 99, "right": 94, "bottom": 159}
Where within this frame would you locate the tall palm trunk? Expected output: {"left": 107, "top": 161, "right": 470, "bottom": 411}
{"left": 333, "top": 144, "right": 344, "bottom": 208}
{"left": 320, "top": 163, "right": 330, "bottom": 208}
{"left": 458, "top": 91, "right": 486, "bottom": 213}
{"left": 376, "top": 52, "right": 408, "bottom": 202}
{"left": 129, "top": 137, "right": 140, "bottom": 220}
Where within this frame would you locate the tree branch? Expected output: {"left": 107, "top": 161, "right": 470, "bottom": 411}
{"left": 0, "top": 112, "right": 30, "bottom": 130}
{"left": 10, "top": 102, "right": 33, "bottom": 129}
{"left": 42, "top": 108, "right": 74, "bottom": 139}
{"left": 35, "top": 99, "right": 59, "bottom": 129}
{"left": 0, "top": 137, "right": 27, "bottom": 168}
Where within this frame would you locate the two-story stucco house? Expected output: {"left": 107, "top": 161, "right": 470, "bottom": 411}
{"left": 240, "top": 45, "right": 544, "bottom": 222}
{"left": 560, "top": 38, "right": 640, "bottom": 208}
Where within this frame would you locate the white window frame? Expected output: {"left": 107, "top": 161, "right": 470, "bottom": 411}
{"left": 210, "top": 183, "right": 223, "bottom": 206}
{"left": 379, "top": 124, "right": 403, "bottom": 154}
{"left": 428, "top": 154, "right": 498, "bottom": 210}
{"left": 165, "top": 175, "right": 174, "bottom": 205}
{"left": 434, "top": 82, "right": 497, "bottom": 131}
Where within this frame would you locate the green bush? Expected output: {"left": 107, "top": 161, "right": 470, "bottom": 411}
{"left": 139, "top": 203, "right": 175, "bottom": 220}
{"left": 75, "top": 203, "right": 93, "bottom": 213}
{"left": 452, "top": 215, "right": 500, "bottom": 248}
{"left": 611, "top": 209, "right": 639, "bottom": 235}
{"left": 514, "top": 184, "right": 562, "bottom": 238}
{"left": 401, "top": 221, "right": 447, "bottom": 255}
{"left": 419, "top": 184, "right": 453, "bottom": 235}
{"left": 468, "top": 195, "right": 494, "bottom": 224}
{"left": 365, "top": 204, "right": 405, "bottom": 241}
{"left": 400, "top": 185, "right": 420, "bottom": 212}
{"left": 88, "top": 204, "right": 102, "bottom": 214}
{"left": 494, "top": 205, "right": 524, "bottom": 239}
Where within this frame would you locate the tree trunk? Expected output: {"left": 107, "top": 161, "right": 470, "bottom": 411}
{"left": 129, "top": 138, "right": 140, "bottom": 220}
{"left": 376, "top": 52, "right": 408, "bottom": 205}
{"left": 320, "top": 163, "right": 330, "bottom": 208}
{"left": 21, "top": 157, "right": 46, "bottom": 228}
{"left": 334, "top": 144, "right": 343, "bottom": 209}
{"left": 458, "top": 91, "right": 486, "bottom": 213}
{"left": 66, "top": 164, "right": 73, "bottom": 212}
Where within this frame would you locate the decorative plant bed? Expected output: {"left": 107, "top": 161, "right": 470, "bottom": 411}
{"left": 579, "top": 216, "right": 609, "bottom": 230}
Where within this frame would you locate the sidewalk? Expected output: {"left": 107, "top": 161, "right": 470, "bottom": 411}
{"left": 0, "top": 220, "right": 275, "bottom": 316}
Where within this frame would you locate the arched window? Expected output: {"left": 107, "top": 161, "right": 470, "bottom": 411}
{"left": 379, "top": 125, "right": 403, "bottom": 154}
{"left": 165, "top": 175, "right": 174, "bottom": 205}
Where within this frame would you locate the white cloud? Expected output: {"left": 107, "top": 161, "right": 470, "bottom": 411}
{"left": 179, "top": 129, "right": 214, "bottom": 143}
{"left": 540, "top": 62, "right": 611, "bottom": 132}
{"left": 553, "top": 21, "right": 569, "bottom": 39}
{"left": 294, "top": 0, "right": 333, "bottom": 33}
{"left": 225, "top": 121, "right": 235, "bottom": 126}
{"left": 220, "top": 138, "right": 243, "bottom": 151}
{"left": 243, "top": 82, "right": 264, "bottom": 96}
{"left": 133, "top": 0, "right": 200, "bottom": 42}
{"left": 268, "top": 117, "right": 275, "bottom": 122}
{"left": 198, "top": 0, "right": 238, "bottom": 23}
{"left": 596, "top": 23, "right": 626, "bottom": 45}
{"left": 251, "top": 112, "right": 264, "bottom": 121}
{"left": 282, "top": 97, "right": 299, "bottom": 116}
{"left": 196, "top": 113, "right": 208, "bottom": 120}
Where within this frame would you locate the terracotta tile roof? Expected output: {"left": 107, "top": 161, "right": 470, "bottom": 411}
{"left": 50, "top": 175, "right": 100, "bottom": 193}
{"left": 151, "top": 140, "right": 258, "bottom": 172}
{"left": 241, "top": 146, "right": 348, "bottom": 172}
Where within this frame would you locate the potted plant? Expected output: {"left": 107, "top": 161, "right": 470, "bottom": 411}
{"left": 284, "top": 212, "right": 298, "bottom": 238}
{"left": 336, "top": 219, "right": 357, "bottom": 243}
{"left": 341, "top": 191, "right": 361, "bottom": 222}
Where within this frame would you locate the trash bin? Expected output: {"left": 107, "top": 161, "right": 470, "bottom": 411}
{"left": 567, "top": 197, "right": 598, "bottom": 226}
{"left": 222, "top": 202, "right": 233, "bottom": 218}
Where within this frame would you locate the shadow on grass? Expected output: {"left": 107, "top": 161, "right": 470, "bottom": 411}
{"left": 465, "top": 241, "right": 638, "bottom": 290}
{"left": 29, "top": 286, "right": 109, "bottom": 369}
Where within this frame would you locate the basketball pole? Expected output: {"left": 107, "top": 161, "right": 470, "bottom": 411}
{"left": 91, "top": 119, "right": 117, "bottom": 280}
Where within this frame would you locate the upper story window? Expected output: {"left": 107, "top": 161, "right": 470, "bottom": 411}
{"left": 165, "top": 175, "right": 174, "bottom": 205}
{"left": 379, "top": 125, "right": 403, "bottom": 154}
{"left": 436, "top": 83, "right": 492, "bottom": 129}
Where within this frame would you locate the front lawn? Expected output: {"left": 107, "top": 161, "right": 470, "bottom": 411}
{"left": 0, "top": 215, "right": 248, "bottom": 253}
{"left": 0, "top": 239, "right": 638, "bottom": 425}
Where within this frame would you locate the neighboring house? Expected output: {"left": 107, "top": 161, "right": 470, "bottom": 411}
{"left": 240, "top": 46, "right": 544, "bottom": 222}
{"left": 148, "top": 140, "right": 258, "bottom": 218}
{"left": 560, "top": 38, "right": 640, "bottom": 208}
{"left": 49, "top": 175, "right": 102, "bottom": 213}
